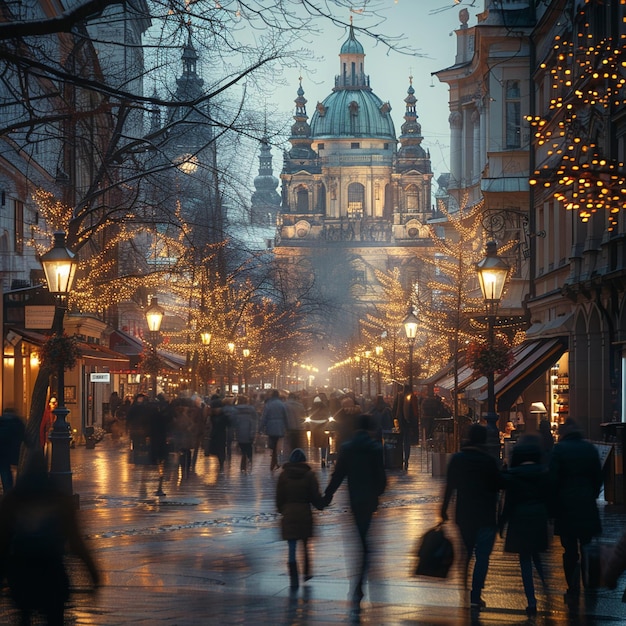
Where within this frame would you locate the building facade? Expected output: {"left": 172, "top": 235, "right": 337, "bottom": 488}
{"left": 432, "top": 0, "right": 626, "bottom": 442}
{"left": 275, "top": 24, "right": 435, "bottom": 344}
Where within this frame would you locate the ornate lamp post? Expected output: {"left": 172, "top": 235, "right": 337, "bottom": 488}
{"left": 375, "top": 345, "right": 383, "bottom": 395}
{"left": 475, "top": 241, "right": 509, "bottom": 431}
{"left": 200, "top": 330, "right": 212, "bottom": 395}
{"left": 402, "top": 307, "right": 419, "bottom": 391}
{"left": 242, "top": 347, "right": 250, "bottom": 394}
{"left": 227, "top": 341, "right": 235, "bottom": 394}
{"left": 364, "top": 350, "right": 372, "bottom": 398}
{"left": 40, "top": 231, "right": 77, "bottom": 496}
{"left": 145, "top": 297, "right": 164, "bottom": 399}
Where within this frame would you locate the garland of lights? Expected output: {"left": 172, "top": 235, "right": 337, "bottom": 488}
{"left": 528, "top": 20, "right": 626, "bottom": 230}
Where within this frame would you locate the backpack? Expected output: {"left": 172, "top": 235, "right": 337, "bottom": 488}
{"left": 414, "top": 523, "right": 454, "bottom": 578}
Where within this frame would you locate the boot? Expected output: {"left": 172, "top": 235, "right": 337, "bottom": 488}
{"left": 240, "top": 455, "right": 247, "bottom": 472}
{"left": 288, "top": 562, "right": 299, "bottom": 590}
{"left": 304, "top": 545, "right": 312, "bottom": 581}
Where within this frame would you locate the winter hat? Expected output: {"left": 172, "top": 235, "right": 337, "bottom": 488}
{"left": 313, "top": 396, "right": 323, "bottom": 404}
{"left": 289, "top": 448, "right": 306, "bottom": 463}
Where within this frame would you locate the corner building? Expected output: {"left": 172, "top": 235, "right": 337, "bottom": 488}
{"left": 275, "top": 24, "right": 436, "bottom": 344}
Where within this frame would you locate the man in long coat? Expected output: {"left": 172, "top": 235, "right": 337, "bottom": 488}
{"left": 549, "top": 418, "right": 602, "bottom": 602}
{"left": 324, "top": 414, "right": 386, "bottom": 619}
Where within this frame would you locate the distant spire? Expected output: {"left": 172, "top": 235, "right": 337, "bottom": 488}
{"left": 398, "top": 75, "right": 427, "bottom": 165}
{"left": 149, "top": 88, "right": 161, "bottom": 134}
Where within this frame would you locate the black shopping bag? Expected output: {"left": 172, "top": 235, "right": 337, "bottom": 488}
{"left": 414, "top": 523, "right": 454, "bottom": 578}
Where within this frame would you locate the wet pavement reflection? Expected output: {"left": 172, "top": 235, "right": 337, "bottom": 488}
{"left": 1, "top": 437, "right": 625, "bottom": 625}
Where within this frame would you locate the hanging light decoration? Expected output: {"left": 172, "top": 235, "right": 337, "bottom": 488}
{"left": 528, "top": 13, "right": 626, "bottom": 231}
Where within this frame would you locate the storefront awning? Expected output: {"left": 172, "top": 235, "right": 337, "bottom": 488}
{"left": 158, "top": 349, "right": 186, "bottom": 371}
{"left": 463, "top": 338, "right": 568, "bottom": 411}
{"left": 78, "top": 343, "right": 130, "bottom": 369}
{"left": 7, "top": 327, "right": 130, "bottom": 369}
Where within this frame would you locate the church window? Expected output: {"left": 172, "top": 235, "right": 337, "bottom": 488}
{"left": 406, "top": 185, "right": 419, "bottom": 212}
{"left": 505, "top": 80, "right": 521, "bottom": 149}
{"left": 296, "top": 186, "right": 309, "bottom": 212}
{"left": 347, "top": 182, "right": 364, "bottom": 218}
{"left": 318, "top": 183, "right": 327, "bottom": 212}
{"left": 318, "top": 143, "right": 325, "bottom": 150}
{"left": 384, "top": 143, "right": 389, "bottom": 150}
{"left": 351, "top": 143, "right": 360, "bottom": 149}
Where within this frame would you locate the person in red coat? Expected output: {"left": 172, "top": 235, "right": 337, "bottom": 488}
{"left": 276, "top": 448, "right": 325, "bottom": 590}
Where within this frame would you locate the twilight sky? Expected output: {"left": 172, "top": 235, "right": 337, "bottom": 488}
{"left": 266, "top": 0, "right": 480, "bottom": 192}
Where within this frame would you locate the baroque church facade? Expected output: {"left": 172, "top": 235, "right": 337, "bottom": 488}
{"left": 273, "top": 24, "right": 436, "bottom": 342}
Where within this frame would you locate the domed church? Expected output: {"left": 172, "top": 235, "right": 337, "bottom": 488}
{"left": 274, "top": 22, "right": 436, "bottom": 343}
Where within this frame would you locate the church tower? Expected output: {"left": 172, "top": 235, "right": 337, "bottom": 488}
{"left": 275, "top": 23, "right": 435, "bottom": 344}
{"left": 250, "top": 134, "right": 281, "bottom": 227}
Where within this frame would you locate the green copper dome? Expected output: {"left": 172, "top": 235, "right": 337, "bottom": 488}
{"left": 340, "top": 28, "right": 364, "bottom": 55}
{"left": 311, "top": 89, "right": 395, "bottom": 140}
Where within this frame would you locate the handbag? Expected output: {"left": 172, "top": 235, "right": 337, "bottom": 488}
{"left": 414, "top": 522, "right": 454, "bottom": 578}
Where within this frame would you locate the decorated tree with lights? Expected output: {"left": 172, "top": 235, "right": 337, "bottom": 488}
{"left": 416, "top": 198, "right": 488, "bottom": 373}
{"left": 358, "top": 267, "right": 414, "bottom": 390}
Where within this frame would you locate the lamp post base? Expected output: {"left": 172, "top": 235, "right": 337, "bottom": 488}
{"left": 49, "top": 406, "right": 74, "bottom": 498}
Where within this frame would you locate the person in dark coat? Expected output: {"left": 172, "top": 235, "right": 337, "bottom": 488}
{"left": 260, "top": 390, "right": 289, "bottom": 471}
{"left": 234, "top": 396, "right": 257, "bottom": 472}
{"left": 308, "top": 397, "right": 331, "bottom": 467}
{"left": 441, "top": 423, "right": 503, "bottom": 612}
{"left": 0, "top": 409, "right": 25, "bottom": 493}
{"left": 0, "top": 450, "right": 100, "bottom": 624}
{"left": 207, "top": 398, "right": 230, "bottom": 471}
{"left": 368, "top": 394, "right": 393, "bottom": 443}
{"left": 276, "top": 448, "right": 325, "bottom": 590}
{"left": 126, "top": 394, "right": 151, "bottom": 462}
{"left": 323, "top": 414, "right": 386, "bottom": 618}
{"left": 500, "top": 435, "right": 550, "bottom": 617}
{"left": 549, "top": 418, "right": 602, "bottom": 602}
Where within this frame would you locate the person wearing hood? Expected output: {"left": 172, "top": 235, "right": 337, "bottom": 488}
{"left": 440, "top": 423, "right": 503, "bottom": 613}
{"left": 276, "top": 448, "right": 325, "bottom": 591}
{"left": 549, "top": 418, "right": 602, "bottom": 603}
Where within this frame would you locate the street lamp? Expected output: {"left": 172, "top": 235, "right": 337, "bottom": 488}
{"left": 242, "top": 347, "right": 250, "bottom": 393}
{"left": 402, "top": 306, "right": 419, "bottom": 391}
{"left": 145, "top": 297, "right": 164, "bottom": 399}
{"left": 364, "top": 350, "right": 372, "bottom": 398}
{"left": 200, "top": 330, "right": 212, "bottom": 395}
{"left": 227, "top": 341, "right": 235, "bottom": 394}
{"left": 475, "top": 241, "right": 509, "bottom": 431}
{"left": 375, "top": 345, "right": 383, "bottom": 395}
{"left": 40, "top": 231, "right": 77, "bottom": 496}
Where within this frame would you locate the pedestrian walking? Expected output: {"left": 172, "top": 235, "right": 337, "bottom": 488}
{"left": 0, "top": 408, "right": 25, "bottom": 494}
{"left": 440, "top": 423, "right": 503, "bottom": 612}
{"left": 549, "top": 418, "right": 602, "bottom": 603}
{"left": 234, "top": 395, "right": 257, "bottom": 472}
{"left": 323, "top": 413, "right": 386, "bottom": 619}
{"left": 0, "top": 450, "right": 100, "bottom": 625}
{"left": 500, "top": 434, "right": 550, "bottom": 617}
{"left": 308, "top": 396, "right": 331, "bottom": 468}
{"left": 276, "top": 448, "right": 325, "bottom": 591}
{"left": 332, "top": 394, "right": 361, "bottom": 450}
{"left": 368, "top": 394, "right": 393, "bottom": 443}
{"left": 392, "top": 384, "right": 419, "bottom": 470}
{"left": 260, "top": 389, "right": 289, "bottom": 471}
{"left": 285, "top": 392, "right": 306, "bottom": 458}
{"left": 207, "top": 397, "right": 230, "bottom": 471}
{"left": 39, "top": 397, "right": 57, "bottom": 452}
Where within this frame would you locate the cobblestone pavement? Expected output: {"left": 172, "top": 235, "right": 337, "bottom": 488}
{"left": 1, "top": 437, "right": 626, "bottom": 625}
